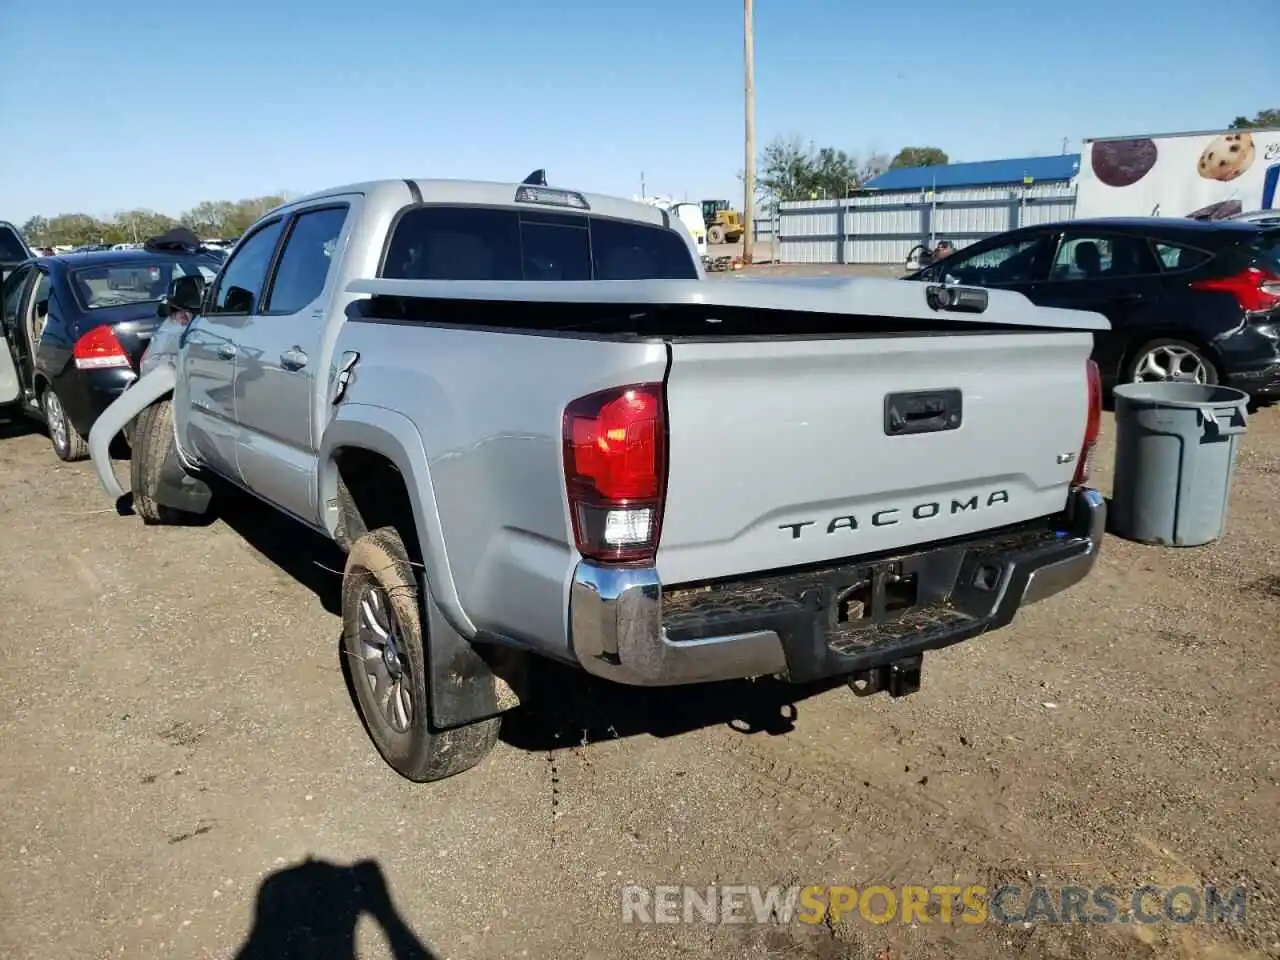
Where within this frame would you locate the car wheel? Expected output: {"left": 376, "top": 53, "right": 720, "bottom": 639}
{"left": 130, "top": 399, "right": 198, "bottom": 524}
{"left": 1126, "top": 338, "right": 1219, "bottom": 386}
{"left": 43, "top": 388, "right": 88, "bottom": 462}
{"left": 342, "top": 526, "right": 501, "bottom": 782}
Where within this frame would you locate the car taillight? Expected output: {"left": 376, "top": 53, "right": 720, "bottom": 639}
{"left": 1190, "top": 266, "right": 1280, "bottom": 313}
{"left": 1074, "top": 359, "right": 1101, "bottom": 487}
{"left": 562, "top": 383, "right": 667, "bottom": 564}
{"left": 73, "top": 325, "right": 131, "bottom": 370}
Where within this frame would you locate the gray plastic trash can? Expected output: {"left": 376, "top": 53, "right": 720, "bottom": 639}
{"left": 1110, "top": 381, "right": 1250, "bottom": 547}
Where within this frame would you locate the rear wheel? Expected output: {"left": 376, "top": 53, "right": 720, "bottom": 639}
{"left": 342, "top": 527, "right": 500, "bottom": 782}
{"left": 43, "top": 388, "right": 88, "bottom": 462}
{"left": 1126, "top": 337, "right": 1219, "bottom": 386}
{"left": 130, "top": 399, "right": 196, "bottom": 524}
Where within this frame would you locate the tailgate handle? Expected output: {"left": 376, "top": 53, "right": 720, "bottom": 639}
{"left": 884, "top": 389, "right": 963, "bottom": 436}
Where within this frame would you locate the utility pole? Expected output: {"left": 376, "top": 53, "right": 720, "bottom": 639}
{"left": 742, "top": 0, "right": 756, "bottom": 264}
{"left": 640, "top": 171, "right": 646, "bottom": 197}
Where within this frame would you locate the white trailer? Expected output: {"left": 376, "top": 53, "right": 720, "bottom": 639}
{"left": 1076, "top": 127, "right": 1280, "bottom": 221}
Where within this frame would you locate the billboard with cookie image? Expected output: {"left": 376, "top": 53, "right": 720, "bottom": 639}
{"left": 1076, "top": 127, "right": 1280, "bottom": 221}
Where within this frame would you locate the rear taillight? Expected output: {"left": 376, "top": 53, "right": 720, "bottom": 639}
{"left": 562, "top": 383, "right": 667, "bottom": 564}
{"left": 1190, "top": 266, "right": 1280, "bottom": 313}
{"left": 1074, "top": 359, "right": 1102, "bottom": 487}
{"left": 73, "top": 325, "right": 131, "bottom": 370}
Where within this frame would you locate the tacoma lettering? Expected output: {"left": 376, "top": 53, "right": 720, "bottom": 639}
{"left": 778, "top": 491, "right": 1010, "bottom": 540}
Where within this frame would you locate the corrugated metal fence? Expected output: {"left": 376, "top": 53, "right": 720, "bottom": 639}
{"left": 768, "top": 182, "right": 1078, "bottom": 265}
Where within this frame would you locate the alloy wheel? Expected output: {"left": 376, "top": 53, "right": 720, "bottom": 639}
{"left": 356, "top": 584, "right": 414, "bottom": 733}
{"left": 44, "top": 391, "right": 69, "bottom": 453}
{"left": 1132, "top": 344, "right": 1209, "bottom": 384}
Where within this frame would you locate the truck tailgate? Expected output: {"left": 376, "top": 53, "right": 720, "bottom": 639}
{"left": 657, "top": 331, "right": 1094, "bottom": 586}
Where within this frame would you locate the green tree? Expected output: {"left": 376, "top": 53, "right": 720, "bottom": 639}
{"left": 756, "top": 136, "right": 868, "bottom": 208}
{"left": 222, "top": 196, "right": 286, "bottom": 237}
{"left": 44, "top": 213, "right": 108, "bottom": 247}
{"left": 21, "top": 216, "right": 49, "bottom": 245}
{"left": 1229, "top": 108, "right": 1280, "bottom": 130}
{"left": 112, "top": 209, "right": 179, "bottom": 244}
{"left": 889, "top": 146, "right": 949, "bottom": 169}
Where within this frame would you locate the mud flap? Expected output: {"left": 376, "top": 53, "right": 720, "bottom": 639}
{"left": 423, "top": 583, "right": 527, "bottom": 730}
{"left": 152, "top": 429, "right": 214, "bottom": 515}
{"left": 87, "top": 366, "right": 177, "bottom": 501}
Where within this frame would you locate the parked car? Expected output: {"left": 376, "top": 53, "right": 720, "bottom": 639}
{"left": 0, "top": 220, "right": 33, "bottom": 286}
{"left": 0, "top": 241, "right": 222, "bottom": 460}
{"left": 87, "top": 176, "right": 1106, "bottom": 783}
{"left": 1227, "top": 210, "right": 1280, "bottom": 228}
{"left": 904, "top": 218, "right": 1280, "bottom": 398}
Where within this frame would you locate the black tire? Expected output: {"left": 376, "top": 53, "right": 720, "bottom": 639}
{"left": 43, "top": 387, "right": 88, "bottom": 462}
{"left": 708, "top": 225, "right": 726, "bottom": 245}
{"left": 130, "top": 399, "right": 194, "bottom": 525}
{"left": 342, "top": 527, "right": 500, "bottom": 782}
{"left": 1125, "top": 337, "right": 1219, "bottom": 386}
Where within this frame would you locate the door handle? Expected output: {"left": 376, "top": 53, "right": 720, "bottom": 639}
{"left": 280, "top": 347, "right": 309, "bottom": 371}
{"left": 216, "top": 343, "right": 237, "bottom": 359}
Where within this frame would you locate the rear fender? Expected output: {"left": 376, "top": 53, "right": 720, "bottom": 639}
{"left": 319, "top": 404, "right": 524, "bottom": 729}
{"left": 87, "top": 365, "right": 176, "bottom": 501}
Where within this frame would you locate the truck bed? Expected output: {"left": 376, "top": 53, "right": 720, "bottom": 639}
{"left": 335, "top": 275, "right": 1106, "bottom": 652}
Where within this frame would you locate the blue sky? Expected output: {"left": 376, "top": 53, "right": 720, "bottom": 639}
{"left": 0, "top": 0, "right": 1274, "bottom": 224}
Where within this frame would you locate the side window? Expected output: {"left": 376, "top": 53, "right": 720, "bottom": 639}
{"left": 940, "top": 237, "right": 1051, "bottom": 286}
{"left": 264, "top": 206, "right": 350, "bottom": 314}
{"left": 208, "top": 218, "right": 285, "bottom": 315}
{"left": 30, "top": 271, "right": 51, "bottom": 341}
{"left": 1051, "top": 234, "right": 1159, "bottom": 281}
{"left": 1154, "top": 242, "right": 1212, "bottom": 273}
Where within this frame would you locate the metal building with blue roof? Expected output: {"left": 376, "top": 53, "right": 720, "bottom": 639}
{"left": 863, "top": 154, "right": 1081, "bottom": 192}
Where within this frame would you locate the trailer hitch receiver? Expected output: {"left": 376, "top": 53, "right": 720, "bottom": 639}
{"left": 848, "top": 654, "right": 924, "bottom": 698}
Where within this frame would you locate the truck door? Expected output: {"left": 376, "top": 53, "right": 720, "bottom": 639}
{"left": 178, "top": 217, "right": 286, "bottom": 481}
{"left": 0, "top": 265, "right": 36, "bottom": 407}
{"left": 230, "top": 201, "right": 354, "bottom": 525}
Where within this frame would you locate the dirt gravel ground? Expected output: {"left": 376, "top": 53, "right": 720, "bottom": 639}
{"left": 1, "top": 327, "right": 1279, "bottom": 959}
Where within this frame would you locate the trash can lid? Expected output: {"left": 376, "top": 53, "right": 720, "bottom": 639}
{"left": 1112, "top": 381, "right": 1250, "bottom": 409}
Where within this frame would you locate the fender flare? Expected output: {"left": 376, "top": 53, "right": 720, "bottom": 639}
{"left": 318, "top": 403, "right": 475, "bottom": 638}
{"left": 88, "top": 365, "right": 177, "bottom": 502}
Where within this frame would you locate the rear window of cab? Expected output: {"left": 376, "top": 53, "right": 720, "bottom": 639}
{"left": 381, "top": 206, "right": 698, "bottom": 282}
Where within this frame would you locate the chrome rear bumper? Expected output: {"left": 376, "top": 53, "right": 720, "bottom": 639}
{"left": 569, "top": 487, "right": 1106, "bottom": 687}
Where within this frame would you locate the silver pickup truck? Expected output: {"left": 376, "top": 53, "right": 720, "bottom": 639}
{"left": 87, "top": 175, "right": 1108, "bottom": 783}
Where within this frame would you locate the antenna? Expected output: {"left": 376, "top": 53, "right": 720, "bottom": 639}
{"left": 522, "top": 169, "right": 548, "bottom": 186}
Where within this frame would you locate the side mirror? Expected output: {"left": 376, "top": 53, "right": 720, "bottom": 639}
{"left": 166, "top": 274, "right": 205, "bottom": 314}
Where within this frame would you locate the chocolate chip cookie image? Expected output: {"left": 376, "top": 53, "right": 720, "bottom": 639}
{"left": 1090, "top": 138, "right": 1159, "bottom": 187}
{"left": 1197, "top": 132, "right": 1255, "bottom": 182}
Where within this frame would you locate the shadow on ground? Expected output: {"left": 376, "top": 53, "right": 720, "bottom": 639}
{"left": 0, "top": 410, "right": 39, "bottom": 440}
{"left": 205, "top": 483, "right": 852, "bottom": 749}
{"left": 210, "top": 486, "right": 346, "bottom": 615}
{"left": 234, "top": 857, "right": 437, "bottom": 960}
{"left": 499, "top": 660, "right": 847, "bottom": 751}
